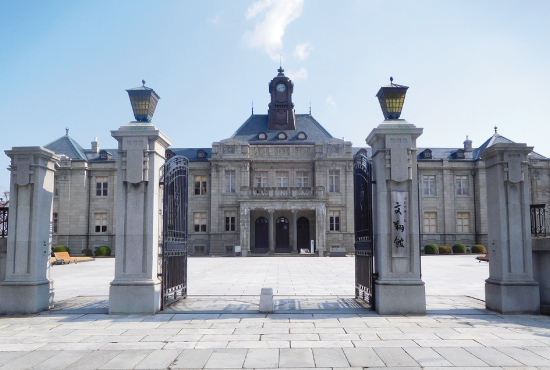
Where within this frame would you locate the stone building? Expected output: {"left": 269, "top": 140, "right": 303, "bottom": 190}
{"left": 42, "top": 69, "right": 550, "bottom": 255}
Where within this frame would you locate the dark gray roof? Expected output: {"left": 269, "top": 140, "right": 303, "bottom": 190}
{"left": 169, "top": 148, "right": 212, "bottom": 162}
{"left": 86, "top": 150, "right": 117, "bottom": 162}
{"left": 474, "top": 132, "right": 548, "bottom": 160}
{"left": 353, "top": 132, "right": 549, "bottom": 161}
{"left": 44, "top": 135, "right": 117, "bottom": 162}
{"left": 231, "top": 114, "right": 332, "bottom": 144}
{"left": 45, "top": 135, "right": 87, "bottom": 160}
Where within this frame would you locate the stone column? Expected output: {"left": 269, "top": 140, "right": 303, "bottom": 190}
{"left": 239, "top": 205, "right": 250, "bottom": 257}
{"left": 109, "top": 122, "right": 171, "bottom": 315}
{"left": 268, "top": 209, "right": 274, "bottom": 254}
{"left": 484, "top": 143, "right": 539, "bottom": 314}
{"left": 0, "top": 147, "right": 59, "bottom": 314}
{"left": 315, "top": 204, "right": 326, "bottom": 256}
{"left": 291, "top": 209, "right": 298, "bottom": 253}
{"left": 366, "top": 121, "right": 426, "bottom": 315}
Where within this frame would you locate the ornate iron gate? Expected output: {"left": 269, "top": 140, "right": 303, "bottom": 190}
{"left": 160, "top": 155, "right": 189, "bottom": 310}
{"left": 0, "top": 207, "right": 8, "bottom": 238}
{"left": 354, "top": 151, "right": 375, "bottom": 306}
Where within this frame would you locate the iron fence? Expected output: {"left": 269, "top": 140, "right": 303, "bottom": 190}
{"left": 531, "top": 204, "right": 548, "bottom": 237}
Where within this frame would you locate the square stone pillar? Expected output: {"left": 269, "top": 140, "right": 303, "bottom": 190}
{"left": 109, "top": 122, "right": 171, "bottom": 314}
{"left": 239, "top": 206, "right": 250, "bottom": 257}
{"left": 366, "top": 121, "right": 426, "bottom": 315}
{"left": 315, "top": 204, "right": 326, "bottom": 256}
{"left": 0, "top": 147, "right": 59, "bottom": 314}
{"left": 484, "top": 143, "right": 540, "bottom": 314}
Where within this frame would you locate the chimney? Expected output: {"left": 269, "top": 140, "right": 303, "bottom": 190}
{"left": 464, "top": 135, "right": 472, "bottom": 152}
{"left": 91, "top": 137, "right": 100, "bottom": 153}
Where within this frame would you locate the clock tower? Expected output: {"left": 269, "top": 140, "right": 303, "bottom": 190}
{"left": 268, "top": 67, "right": 296, "bottom": 130}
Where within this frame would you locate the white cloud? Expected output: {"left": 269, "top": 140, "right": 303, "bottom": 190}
{"left": 287, "top": 67, "right": 308, "bottom": 80}
{"left": 207, "top": 14, "right": 220, "bottom": 24}
{"left": 326, "top": 95, "right": 336, "bottom": 108}
{"left": 293, "top": 43, "right": 312, "bottom": 61}
{"left": 242, "top": 0, "right": 304, "bottom": 60}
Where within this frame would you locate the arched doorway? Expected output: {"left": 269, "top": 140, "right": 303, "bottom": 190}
{"left": 254, "top": 217, "right": 268, "bottom": 254}
{"left": 275, "top": 217, "right": 290, "bottom": 252}
{"left": 297, "top": 216, "right": 310, "bottom": 252}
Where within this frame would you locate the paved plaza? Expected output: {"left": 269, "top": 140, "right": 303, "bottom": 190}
{"left": 3, "top": 256, "right": 550, "bottom": 369}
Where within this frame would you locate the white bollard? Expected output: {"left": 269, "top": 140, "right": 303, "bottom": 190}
{"left": 259, "top": 287, "right": 274, "bottom": 313}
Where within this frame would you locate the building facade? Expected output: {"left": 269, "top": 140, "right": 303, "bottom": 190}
{"left": 44, "top": 69, "right": 550, "bottom": 255}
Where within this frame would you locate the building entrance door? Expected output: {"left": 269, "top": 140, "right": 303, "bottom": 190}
{"left": 160, "top": 155, "right": 189, "bottom": 310}
{"left": 275, "top": 217, "right": 290, "bottom": 252}
{"left": 254, "top": 217, "right": 268, "bottom": 254}
{"left": 296, "top": 217, "right": 310, "bottom": 252}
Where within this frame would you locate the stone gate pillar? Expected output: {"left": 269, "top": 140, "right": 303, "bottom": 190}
{"left": 366, "top": 121, "right": 426, "bottom": 315}
{"left": 484, "top": 143, "right": 539, "bottom": 314}
{"left": 109, "top": 122, "right": 171, "bottom": 314}
{"left": 0, "top": 147, "right": 59, "bottom": 314}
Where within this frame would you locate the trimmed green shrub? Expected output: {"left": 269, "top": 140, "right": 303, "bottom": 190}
{"left": 95, "top": 246, "right": 111, "bottom": 257}
{"left": 472, "top": 245, "right": 486, "bottom": 254}
{"left": 439, "top": 245, "right": 452, "bottom": 254}
{"left": 53, "top": 245, "right": 70, "bottom": 254}
{"left": 452, "top": 243, "right": 467, "bottom": 254}
{"left": 424, "top": 244, "right": 439, "bottom": 254}
{"left": 82, "top": 248, "right": 93, "bottom": 257}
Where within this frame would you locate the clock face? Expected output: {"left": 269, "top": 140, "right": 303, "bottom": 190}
{"left": 276, "top": 83, "right": 286, "bottom": 92}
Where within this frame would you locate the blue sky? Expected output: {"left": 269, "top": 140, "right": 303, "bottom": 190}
{"left": 1, "top": 0, "right": 549, "bottom": 192}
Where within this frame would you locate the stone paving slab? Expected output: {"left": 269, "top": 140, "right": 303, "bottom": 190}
{"left": 3, "top": 256, "right": 550, "bottom": 369}
{"left": 1, "top": 309, "right": 550, "bottom": 368}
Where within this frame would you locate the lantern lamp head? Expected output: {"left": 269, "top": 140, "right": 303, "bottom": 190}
{"left": 126, "top": 81, "right": 160, "bottom": 122}
{"left": 376, "top": 77, "right": 409, "bottom": 120}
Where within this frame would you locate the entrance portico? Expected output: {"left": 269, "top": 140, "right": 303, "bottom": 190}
{"left": 239, "top": 201, "right": 326, "bottom": 256}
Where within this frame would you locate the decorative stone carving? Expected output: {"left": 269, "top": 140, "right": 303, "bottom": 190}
{"left": 275, "top": 147, "right": 290, "bottom": 156}
{"left": 387, "top": 136, "right": 411, "bottom": 183}
{"left": 223, "top": 145, "right": 236, "bottom": 154}
{"left": 13, "top": 156, "right": 32, "bottom": 186}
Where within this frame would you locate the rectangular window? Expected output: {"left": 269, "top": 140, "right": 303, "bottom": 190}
{"left": 255, "top": 171, "right": 268, "bottom": 188}
{"left": 96, "top": 176, "right": 108, "bottom": 196}
{"left": 194, "top": 212, "right": 207, "bottom": 232}
{"left": 329, "top": 210, "right": 340, "bottom": 231}
{"left": 276, "top": 171, "right": 289, "bottom": 187}
{"left": 54, "top": 180, "right": 59, "bottom": 197}
{"left": 329, "top": 170, "right": 340, "bottom": 193}
{"left": 422, "top": 175, "right": 436, "bottom": 196}
{"left": 424, "top": 212, "right": 437, "bottom": 233}
{"left": 455, "top": 175, "right": 469, "bottom": 196}
{"left": 225, "top": 170, "right": 236, "bottom": 193}
{"left": 53, "top": 213, "right": 58, "bottom": 234}
{"left": 457, "top": 212, "right": 470, "bottom": 233}
{"left": 95, "top": 213, "right": 107, "bottom": 233}
{"left": 296, "top": 171, "right": 310, "bottom": 187}
{"left": 225, "top": 211, "right": 236, "bottom": 232}
{"left": 194, "top": 175, "right": 207, "bottom": 195}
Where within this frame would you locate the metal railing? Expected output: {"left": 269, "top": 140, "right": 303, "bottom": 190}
{"left": 240, "top": 186, "right": 326, "bottom": 199}
{"left": 531, "top": 204, "right": 548, "bottom": 237}
{"left": 0, "top": 207, "right": 7, "bottom": 238}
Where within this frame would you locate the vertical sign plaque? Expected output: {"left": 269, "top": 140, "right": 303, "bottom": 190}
{"left": 391, "top": 191, "right": 408, "bottom": 257}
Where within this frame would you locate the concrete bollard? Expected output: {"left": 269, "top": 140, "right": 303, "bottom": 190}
{"left": 259, "top": 287, "right": 274, "bottom": 313}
